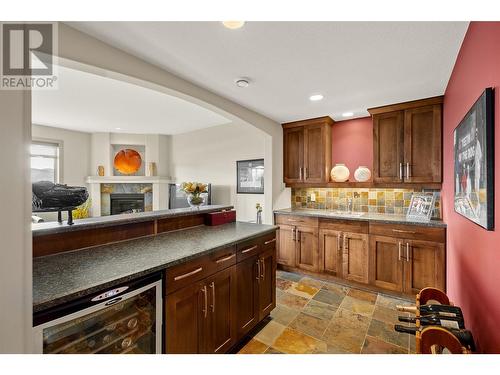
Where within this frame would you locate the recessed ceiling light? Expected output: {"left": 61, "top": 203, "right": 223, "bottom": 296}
{"left": 115, "top": 127, "right": 121, "bottom": 130}
{"left": 235, "top": 78, "right": 250, "bottom": 88}
{"left": 309, "top": 94, "right": 324, "bottom": 101}
{"left": 342, "top": 112, "right": 354, "bottom": 117}
{"left": 222, "top": 21, "right": 245, "bottom": 30}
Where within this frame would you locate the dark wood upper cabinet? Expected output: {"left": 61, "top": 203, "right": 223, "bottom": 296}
{"left": 282, "top": 117, "right": 333, "bottom": 185}
{"left": 404, "top": 105, "right": 442, "bottom": 183}
{"left": 369, "top": 96, "right": 443, "bottom": 185}
{"left": 373, "top": 111, "right": 404, "bottom": 183}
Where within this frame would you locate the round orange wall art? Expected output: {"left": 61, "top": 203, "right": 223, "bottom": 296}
{"left": 114, "top": 149, "right": 142, "bottom": 175}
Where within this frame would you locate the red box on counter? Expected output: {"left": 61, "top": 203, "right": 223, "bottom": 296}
{"left": 205, "top": 210, "right": 236, "bottom": 226}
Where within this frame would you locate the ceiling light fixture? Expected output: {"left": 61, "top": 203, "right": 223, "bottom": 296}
{"left": 342, "top": 112, "right": 354, "bottom": 117}
{"left": 309, "top": 94, "right": 324, "bottom": 101}
{"left": 235, "top": 78, "right": 250, "bottom": 88}
{"left": 115, "top": 127, "right": 121, "bottom": 130}
{"left": 222, "top": 21, "right": 245, "bottom": 30}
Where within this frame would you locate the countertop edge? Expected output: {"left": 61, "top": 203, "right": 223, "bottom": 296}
{"left": 273, "top": 209, "right": 446, "bottom": 228}
{"left": 32, "top": 205, "right": 234, "bottom": 237}
{"left": 32, "top": 225, "right": 278, "bottom": 313}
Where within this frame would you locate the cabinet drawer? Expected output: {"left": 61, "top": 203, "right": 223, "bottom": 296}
{"left": 369, "top": 223, "right": 445, "bottom": 243}
{"left": 260, "top": 231, "right": 278, "bottom": 252}
{"left": 237, "top": 237, "right": 262, "bottom": 262}
{"left": 319, "top": 218, "right": 369, "bottom": 233}
{"left": 166, "top": 246, "right": 236, "bottom": 295}
{"left": 275, "top": 214, "right": 318, "bottom": 227}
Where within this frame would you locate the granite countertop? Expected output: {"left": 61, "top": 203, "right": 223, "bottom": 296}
{"left": 32, "top": 205, "right": 233, "bottom": 236}
{"left": 33, "top": 221, "right": 277, "bottom": 313}
{"left": 274, "top": 208, "right": 446, "bottom": 228}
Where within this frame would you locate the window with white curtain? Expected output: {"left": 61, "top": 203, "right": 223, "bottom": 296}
{"left": 30, "top": 141, "right": 60, "bottom": 183}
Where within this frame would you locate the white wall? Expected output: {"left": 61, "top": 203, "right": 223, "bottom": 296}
{"left": 169, "top": 123, "right": 267, "bottom": 222}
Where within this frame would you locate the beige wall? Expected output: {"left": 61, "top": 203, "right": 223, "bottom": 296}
{"left": 169, "top": 123, "right": 266, "bottom": 222}
{"left": 0, "top": 89, "right": 32, "bottom": 353}
{"left": 32, "top": 124, "right": 91, "bottom": 186}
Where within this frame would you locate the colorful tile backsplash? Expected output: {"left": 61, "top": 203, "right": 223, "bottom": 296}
{"left": 291, "top": 187, "right": 441, "bottom": 219}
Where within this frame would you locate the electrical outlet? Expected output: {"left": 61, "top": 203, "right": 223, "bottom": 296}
{"left": 310, "top": 193, "right": 316, "bottom": 202}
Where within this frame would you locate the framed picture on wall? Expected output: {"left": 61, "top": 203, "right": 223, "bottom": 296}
{"left": 237, "top": 159, "right": 264, "bottom": 194}
{"left": 453, "top": 87, "right": 494, "bottom": 230}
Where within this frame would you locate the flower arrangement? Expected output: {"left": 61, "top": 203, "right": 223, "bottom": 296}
{"left": 180, "top": 182, "right": 208, "bottom": 207}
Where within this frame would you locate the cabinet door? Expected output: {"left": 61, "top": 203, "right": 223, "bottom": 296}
{"left": 403, "top": 239, "right": 445, "bottom": 295}
{"left": 373, "top": 111, "right": 404, "bottom": 183}
{"left": 283, "top": 127, "right": 304, "bottom": 183}
{"left": 303, "top": 124, "right": 326, "bottom": 183}
{"left": 295, "top": 226, "right": 319, "bottom": 272}
{"left": 369, "top": 235, "right": 404, "bottom": 292}
{"left": 259, "top": 247, "right": 277, "bottom": 320}
{"left": 235, "top": 256, "right": 260, "bottom": 339}
{"left": 319, "top": 228, "right": 343, "bottom": 276}
{"left": 165, "top": 281, "right": 206, "bottom": 354}
{"left": 404, "top": 105, "right": 442, "bottom": 183}
{"left": 342, "top": 232, "right": 369, "bottom": 284}
{"left": 277, "top": 224, "right": 296, "bottom": 267}
{"left": 204, "top": 266, "right": 237, "bottom": 354}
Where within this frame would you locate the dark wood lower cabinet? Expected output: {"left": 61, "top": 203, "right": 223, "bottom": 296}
{"left": 204, "top": 266, "right": 237, "bottom": 354}
{"left": 165, "top": 231, "right": 277, "bottom": 353}
{"left": 369, "top": 235, "right": 403, "bottom": 292}
{"left": 165, "top": 280, "right": 205, "bottom": 354}
{"left": 259, "top": 248, "right": 277, "bottom": 319}
{"left": 235, "top": 256, "right": 260, "bottom": 338}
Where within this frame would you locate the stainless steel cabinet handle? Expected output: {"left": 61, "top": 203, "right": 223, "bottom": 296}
{"left": 304, "top": 167, "right": 308, "bottom": 179}
{"left": 264, "top": 238, "right": 276, "bottom": 245}
{"left": 343, "top": 234, "right": 348, "bottom": 251}
{"left": 260, "top": 258, "right": 265, "bottom": 280}
{"left": 398, "top": 242, "right": 402, "bottom": 261}
{"left": 174, "top": 267, "right": 203, "bottom": 281}
{"left": 399, "top": 163, "right": 403, "bottom": 180}
{"left": 209, "top": 282, "right": 215, "bottom": 313}
{"left": 256, "top": 259, "right": 261, "bottom": 282}
{"left": 299, "top": 167, "right": 303, "bottom": 180}
{"left": 292, "top": 227, "right": 296, "bottom": 241}
{"left": 241, "top": 245, "right": 258, "bottom": 254}
{"left": 406, "top": 163, "right": 411, "bottom": 178}
{"left": 201, "top": 285, "right": 208, "bottom": 318}
{"left": 296, "top": 230, "right": 300, "bottom": 242}
{"left": 406, "top": 243, "right": 410, "bottom": 262}
{"left": 337, "top": 233, "right": 341, "bottom": 251}
{"left": 215, "top": 254, "right": 235, "bottom": 264}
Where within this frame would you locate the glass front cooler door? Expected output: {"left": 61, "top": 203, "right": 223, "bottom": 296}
{"left": 33, "top": 279, "right": 162, "bottom": 354}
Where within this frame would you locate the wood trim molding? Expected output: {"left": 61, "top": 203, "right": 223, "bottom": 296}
{"left": 367, "top": 96, "right": 444, "bottom": 115}
{"left": 285, "top": 181, "right": 442, "bottom": 189}
{"left": 282, "top": 116, "right": 335, "bottom": 129}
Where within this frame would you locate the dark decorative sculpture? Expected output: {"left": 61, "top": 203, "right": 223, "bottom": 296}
{"left": 32, "top": 181, "right": 89, "bottom": 225}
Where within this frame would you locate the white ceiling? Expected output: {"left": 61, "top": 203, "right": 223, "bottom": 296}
{"left": 32, "top": 65, "right": 231, "bottom": 134}
{"left": 69, "top": 21, "right": 469, "bottom": 122}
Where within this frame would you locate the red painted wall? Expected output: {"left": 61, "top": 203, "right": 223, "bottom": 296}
{"left": 332, "top": 116, "right": 373, "bottom": 179}
{"left": 443, "top": 22, "right": 500, "bottom": 353}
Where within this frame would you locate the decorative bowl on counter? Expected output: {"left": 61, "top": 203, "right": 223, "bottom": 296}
{"left": 354, "top": 166, "right": 371, "bottom": 182}
{"left": 331, "top": 164, "right": 350, "bottom": 182}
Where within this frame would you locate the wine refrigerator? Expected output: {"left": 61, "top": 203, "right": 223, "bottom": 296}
{"left": 33, "top": 272, "right": 162, "bottom": 354}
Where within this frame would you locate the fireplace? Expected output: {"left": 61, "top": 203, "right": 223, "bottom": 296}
{"left": 110, "top": 193, "right": 145, "bottom": 215}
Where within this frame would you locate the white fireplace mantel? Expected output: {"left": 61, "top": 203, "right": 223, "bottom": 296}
{"left": 86, "top": 176, "right": 172, "bottom": 217}
{"left": 86, "top": 176, "right": 171, "bottom": 184}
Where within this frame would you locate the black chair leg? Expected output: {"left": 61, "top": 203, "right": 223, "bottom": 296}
{"left": 67, "top": 210, "right": 74, "bottom": 225}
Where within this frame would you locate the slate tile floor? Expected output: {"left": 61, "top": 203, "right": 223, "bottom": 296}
{"left": 238, "top": 270, "right": 414, "bottom": 354}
